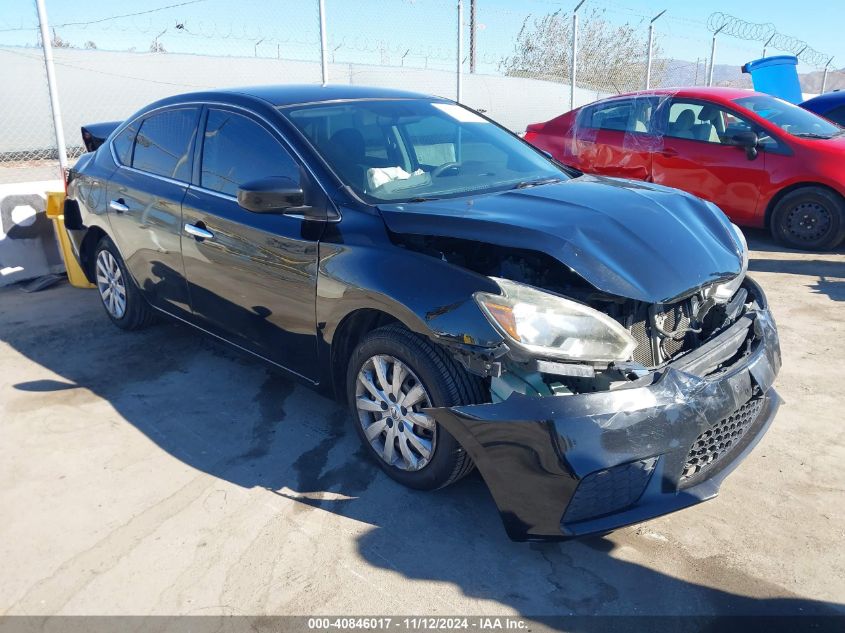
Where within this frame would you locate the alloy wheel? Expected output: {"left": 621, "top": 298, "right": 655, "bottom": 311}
{"left": 355, "top": 354, "right": 437, "bottom": 471}
{"left": 95, "top": 250, "right": 127, "bottom": 319}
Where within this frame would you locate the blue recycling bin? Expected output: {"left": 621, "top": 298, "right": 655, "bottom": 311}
{"left": 741, "top": 56, "right": 803, "bottom": 104}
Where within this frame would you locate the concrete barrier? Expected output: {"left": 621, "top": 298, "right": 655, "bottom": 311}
{"left": 0, "top": 180, "right": 65, "bottom": 287}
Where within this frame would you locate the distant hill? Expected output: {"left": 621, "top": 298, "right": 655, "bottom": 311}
{"left": 655, "top": 58, "right": 845, "bottom": 95}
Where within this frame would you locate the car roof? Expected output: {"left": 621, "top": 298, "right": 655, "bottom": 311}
{"left": 199, "top": 84, "right": 441, "bottom": 107}
{"left": 800, "top": 91, "right": 845, "bottom": 111}
{"left": 591, "top": 86, "right": 760, "bottom": 106}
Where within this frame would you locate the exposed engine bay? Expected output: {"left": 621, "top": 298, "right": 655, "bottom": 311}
{"left": 392, "top": 233, "right": 754, "bottom": 400}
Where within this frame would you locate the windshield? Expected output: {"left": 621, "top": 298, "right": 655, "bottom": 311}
{"left": 280, "top": 99, "right": 567, "bottom": 203}
{"left": 734, "top": 95, "right": 842, "bottom": 139}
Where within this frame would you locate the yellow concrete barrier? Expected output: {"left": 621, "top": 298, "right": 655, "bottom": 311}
{"left": 45, "top": 191, "right": 95, "bottom": 289}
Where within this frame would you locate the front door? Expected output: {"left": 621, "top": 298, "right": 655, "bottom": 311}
{"left": 651, "top": 99, "right": 773, "bottom": 225}
{"left": 181, "top": 107, "right": 324, "bottom": 381}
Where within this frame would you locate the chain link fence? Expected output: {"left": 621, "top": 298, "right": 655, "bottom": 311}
{"left": 2, "top": 0, "right": 842, "bottom": 185}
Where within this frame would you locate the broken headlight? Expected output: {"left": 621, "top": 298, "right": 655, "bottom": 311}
{"left": 710, "top": 223, "right": 749, "bottom": 302}
{"left": 474, "top": 278, "right": 637, "bottom": 363}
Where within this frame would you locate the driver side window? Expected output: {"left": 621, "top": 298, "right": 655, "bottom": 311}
{"left": 666, "top": 100, "right": 775, "bottom": 148}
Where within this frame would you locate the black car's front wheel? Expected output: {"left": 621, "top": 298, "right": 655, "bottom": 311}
{"left": 347, "top": 324, "right": 486, "bottom": 490}
{"left": 94, "top": 236, "right": 155, "bottom": 330}
{"left": 770, "top": 187, "right": 845, "bottom": 251}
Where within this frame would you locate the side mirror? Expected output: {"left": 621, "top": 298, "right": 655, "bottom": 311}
{"left": 237, "top": 176, "right": 305, "bottom": 213}
{"left": 728, "top": 131, "right": 759, "bottom": 160}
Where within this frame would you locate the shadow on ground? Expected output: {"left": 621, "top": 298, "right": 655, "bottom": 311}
{"left": 2, "top": 282, "right": 844, "bottom": 621}
{"left": 744, "top": 229, "right": 845, "bottom": 302}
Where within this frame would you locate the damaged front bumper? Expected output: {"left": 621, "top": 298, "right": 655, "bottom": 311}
{"left": 430, "top": 280, "right": 782, "bottom": 541}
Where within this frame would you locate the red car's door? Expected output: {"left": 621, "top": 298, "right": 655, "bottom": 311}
{"left": 651, "top": 99, "right": 774, "bottom": 225}
{"left": 572, "top": 97, "right": 657, "bottom": 181}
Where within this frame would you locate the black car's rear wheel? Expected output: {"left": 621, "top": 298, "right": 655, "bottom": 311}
{"left": 771, "top": 187, "right": 845, "bottom": 251}
{"left": 347, "top": 324, "right": 486, "bottom": 490}
{"left": 94, "top": 236, "right": 155, "bottom": 330}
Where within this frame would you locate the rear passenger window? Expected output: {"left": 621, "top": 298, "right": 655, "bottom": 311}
{"left": 201, "top": 109, "right": 300, "bottom": 196}
{"left": 132, "top": 108, "right": 198, "bottom": 181}
{"left": 584, "top": 98, "right": 653, "bottom": 133}
{"left": 112, "top": 121, "right": 138, "bottom": 166}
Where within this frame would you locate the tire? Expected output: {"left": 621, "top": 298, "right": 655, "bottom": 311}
{"left": 346, "top": 324, "right": 487, "bottom": 490}
{"left": 93, "top": 235, "right": 155, "bottom": 330}
{"left": 770, "top": 187, "right": 845, "bottom": 251}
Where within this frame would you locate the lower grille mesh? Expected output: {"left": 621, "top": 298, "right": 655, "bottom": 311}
{"left": 681, "top": 397, "right": 765, "bottom": 484}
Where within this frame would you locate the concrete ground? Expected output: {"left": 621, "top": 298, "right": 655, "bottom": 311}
{"left": 0, "top": 230, "right": 843, "bottom": 618}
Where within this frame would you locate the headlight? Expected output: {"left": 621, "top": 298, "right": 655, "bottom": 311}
{"left": 711, "top": 223, "right": 749, "bottom": 302}
{"left": 474, "top": 278, "right": 637, "bottom": 363}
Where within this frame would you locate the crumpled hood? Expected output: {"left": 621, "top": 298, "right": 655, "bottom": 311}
{"left": 377, "top": 175, "right": 743, "bottom": 304}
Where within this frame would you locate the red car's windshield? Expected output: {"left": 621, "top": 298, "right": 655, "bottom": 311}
{"left": 734, "top": 95, "right": 843, "bottom": 139}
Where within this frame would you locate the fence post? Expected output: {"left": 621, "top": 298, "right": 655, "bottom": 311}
{"left": 456, "top": 0, "right": 463, "bottom": 102}
{"left": 34, "top": 0, "right": 67, "bottom": 177}
{"left": 570, "top": 0, "right": 585, "bottom": 111}
{"left": 821, "top": 56, "right": 834, "bottom": 94}
{"left": 318, "top": 0, "right": 328, "bottom": 85}
{"left": 645, "top": 9, "right": 666, "bottom": 90}
{"left": 762, "top": 33, "right": 775, "bottom": 58}
{"left": 469, "top": 0, "right": 477, "bottom": 73}
{"left": 707, "top": 24, "right": 725, "bottom": 87}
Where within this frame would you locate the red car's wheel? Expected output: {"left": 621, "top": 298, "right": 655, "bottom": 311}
{"left": 771, "top": 187, "right": 845, "bottom": 251}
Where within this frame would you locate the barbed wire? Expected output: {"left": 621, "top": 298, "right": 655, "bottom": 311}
{"left": 707, "top": 12, "right": 830, "bottom": 68}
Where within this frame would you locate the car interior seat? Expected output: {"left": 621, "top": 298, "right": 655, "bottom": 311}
{"left": 328, "top": 128, "right": 367, "bottom": 190}
{"left": 695, "top": 105, "right": 720, "bottom": 142}
{"left": 670, "top": 109, "right": 697, "bottom": 139}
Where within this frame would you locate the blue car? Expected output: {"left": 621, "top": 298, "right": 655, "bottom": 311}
{"left": 801, "top": 91, "right": 845, "bottom": 126}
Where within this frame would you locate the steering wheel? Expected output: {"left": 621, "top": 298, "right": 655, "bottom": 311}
{"left": 431, "top": 162, "right": 460, "bottom": 178}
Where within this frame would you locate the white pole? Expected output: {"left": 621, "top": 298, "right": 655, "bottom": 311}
{"left": 318, "top": 0, "right": 328, "bottom": 86}
{"left": 645, "top": 10, "right": 666, "bottom": 90}
{"left": 456, "top": 0, "right": 463, "bottom": 103}
{"left": 35, "top": 0, "right": 67, "bottom": 176}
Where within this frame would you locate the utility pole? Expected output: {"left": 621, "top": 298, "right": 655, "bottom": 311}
{"left": 645, "top": 9, "right": 666, "bottom": 90}
{"left": 34, "top": 0, "right": 67, "bottom": 176}
{"left": 571, "top": 0, "right": 586, "bottom": 111}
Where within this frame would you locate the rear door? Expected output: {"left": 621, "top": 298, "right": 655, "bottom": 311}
{"left": 651, "top": 99, "right": 773, "bottom": 225}
{"left": 572, "top": 97, "right": 656, "bottom": 181}
{"left": 107, "top": 107, "right": 200, "bottom": 317}
{"left": 181, "top": 106, "right": 324, "bottom": 380}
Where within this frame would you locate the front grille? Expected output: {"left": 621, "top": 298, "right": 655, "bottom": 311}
{"left": 563, "top": 458, "right": 657, "bottom": 523}
{"left": 681, "top": 397, "right": 765, "bottom": 484}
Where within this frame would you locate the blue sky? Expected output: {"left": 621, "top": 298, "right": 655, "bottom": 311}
{"left": 0, "top": 0, "right": 839, "bottom": 73}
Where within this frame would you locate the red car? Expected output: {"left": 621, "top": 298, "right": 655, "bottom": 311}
{"left": 525, "top": 87, "right": 845, "bottom": 250}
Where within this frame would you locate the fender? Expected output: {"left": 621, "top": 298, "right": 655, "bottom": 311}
{"left": 316, "top": 209, "right": 505, "bottom": 380}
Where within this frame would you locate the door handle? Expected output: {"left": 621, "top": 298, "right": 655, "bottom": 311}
{"left": 184, "top": 223, "right": 214, "bottom": 240}
{"left": 109, "top": 199, "right": 129, "bottom": 213}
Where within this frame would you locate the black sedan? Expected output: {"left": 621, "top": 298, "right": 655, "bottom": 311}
{"left": 65, "top": 85, "right": 781, "bottom": 541}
